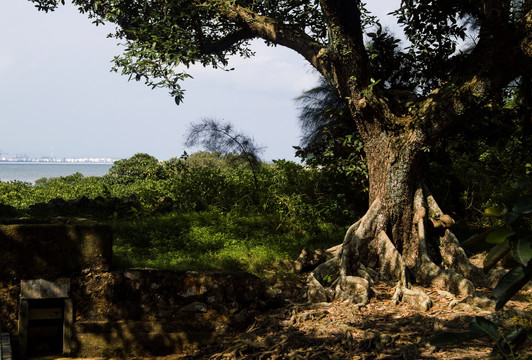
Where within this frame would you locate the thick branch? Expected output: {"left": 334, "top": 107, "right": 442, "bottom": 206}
{"left": 318, "top": 0, "right": 369, "bottom": 86}
{"left": 199, "top": 28, "right": 254, "bottom": 55}
{"left": 215, "top": 3, "right": 328, "bottom": 75}
{"left": 318, "top": 0, "right": 365, "bottom": 48}
{"left": 417, "top": 10, "right": 532, "bottom": 142}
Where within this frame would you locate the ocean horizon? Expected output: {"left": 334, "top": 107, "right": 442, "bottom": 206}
{"left": 0, "top": 163, "right": 113, "bottom": 183}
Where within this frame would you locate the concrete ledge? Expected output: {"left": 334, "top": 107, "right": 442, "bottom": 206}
{"left": 21, "top": 278, "right": 70, "bottom": 299}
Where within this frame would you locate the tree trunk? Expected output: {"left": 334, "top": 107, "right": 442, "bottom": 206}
{"left": 307, "top": 126, "right": 488, "bottom": 308}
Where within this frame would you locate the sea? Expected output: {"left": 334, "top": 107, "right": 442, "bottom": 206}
{"left": 0, "top": 163, "right": 113, "bottom": 183}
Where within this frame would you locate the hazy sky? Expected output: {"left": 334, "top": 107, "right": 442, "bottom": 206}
{"left": 1, "top": 1, "right": 398, "bottom": 161}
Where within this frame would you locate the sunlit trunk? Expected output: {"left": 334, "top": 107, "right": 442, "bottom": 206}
{"left": 362, "top": 129, "right": 423, "bottom": 269}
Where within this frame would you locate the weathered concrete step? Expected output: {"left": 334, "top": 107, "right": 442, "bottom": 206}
{"left": 1, "top": 333, "right": 13, "bottom": 360}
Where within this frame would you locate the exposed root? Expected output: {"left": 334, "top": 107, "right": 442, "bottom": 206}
{"left": 306, "top": 183, "right": 490, "bottom": 308}
{"left": 334, "top": 275, "right": 372, "bottom": 305}
{"left": 414, "top": 187, "right": 476, "bottom": 297}
{"left": 439, "top": 230, "right": 490, "bottom": 287}
{"left": 423, "top": 185, "right": 489, "bottom": 287}
{"left": 391, "top": 283, "right": 432, "bottom": 311}
{"left": 417, "top": 259, "right": 475, "bottom": 297}
{"left": 307, "top": 202, "right": 381, "bottom": 305}
{"left": 307, "top": 257, "right": 340, "bottom": 303}
{"left": 339, "top": 201, "right": 381, "bottom": 279}
{"left": 368, "top": 230, "right": 407, "bottom": 285}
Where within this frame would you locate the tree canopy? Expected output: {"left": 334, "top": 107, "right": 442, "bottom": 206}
{"left": 30, "top": 0, "right": 531, "bottom": 152}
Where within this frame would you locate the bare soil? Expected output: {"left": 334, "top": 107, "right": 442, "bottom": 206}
{"left": 53, "top": 275, "right": 532, "bottom": 360}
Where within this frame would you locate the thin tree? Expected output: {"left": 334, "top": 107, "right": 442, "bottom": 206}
{"left": 185, "top": 118, "right": 264, "bottom": 201}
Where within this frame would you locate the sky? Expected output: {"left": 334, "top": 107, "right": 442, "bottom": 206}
{"left": 0, "top": 0, "right": 398, "bottom": 161}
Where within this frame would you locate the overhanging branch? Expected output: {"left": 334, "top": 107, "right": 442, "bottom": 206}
{"left": 199, "top": 28, "right": 254, "bottom": 55}
{"left": 416, "top": 10, "right": 532, "bottom": 143}
{"left": 213, "top": 3, "right": 329, "bottom": 75}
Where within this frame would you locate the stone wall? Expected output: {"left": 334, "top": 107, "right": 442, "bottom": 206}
{"left": 68, "top": 270, "right": 272, "bottom": 357}
{"left": 0, "top": 218, "right": 277, "bottom": 357}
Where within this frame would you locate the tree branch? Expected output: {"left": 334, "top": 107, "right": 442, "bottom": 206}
{"left": 199, "top": 28, "right": 254, "bottom": 56}
{"left": 318, "top": 0, "right": 369, "bottom": 84}
{"left": 213, "top": 3, "right": 329, "bottom": 76}
{"left": 417, "top": 9, "right": 532, "bottom": 143}
{"left": 318, "top": 0, "right": 364, "bottom": 44}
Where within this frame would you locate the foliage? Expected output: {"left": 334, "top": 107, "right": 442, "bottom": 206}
{"left": 431, "top": 316, "right": 529, "bottom": 359}
{"left": 431, "top": 181, "right": 532, "bottom": 358}
{"left": 425, "top": 83, "right": 532, "bottom": 231}
{"left": 462, "top": 181, "right": 532, "bottom": 310}
{"left": 185, "top": 118, "right": 264, "bottom": 202}
{"left": 293, "top": 77, "right": 368, "bottom": 196}
{"left": 27, "top": 0, "right": 529, "bottom": 113}
{"left": 105, "top": 153, "right": 167, "bottom": 184}
{"left": 185, "top": 118, "right": 264, "bottom": 168}
{"left": 0, "top": 152, "right": 359, "bottom": 274}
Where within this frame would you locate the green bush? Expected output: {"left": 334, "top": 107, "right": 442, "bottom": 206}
{"left": 105, "top": 153, "right": 167, "bottom": 184}
{"left": 0, "top": 152, "right": 360, "bottom": 275}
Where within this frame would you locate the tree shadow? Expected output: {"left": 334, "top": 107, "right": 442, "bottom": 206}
{"left": 66, "top": 269, "right": 272, "bottom": 358}
{"left": 191, "top": 288, "right": 531, "bottom": 360}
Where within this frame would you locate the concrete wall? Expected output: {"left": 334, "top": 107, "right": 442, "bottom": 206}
{"left": 0, "top": 219, "right": 112, "bottom": 282}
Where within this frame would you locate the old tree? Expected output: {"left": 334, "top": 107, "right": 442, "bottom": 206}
{"left": 33, "top": 0, "right": 532, "bottom": 305}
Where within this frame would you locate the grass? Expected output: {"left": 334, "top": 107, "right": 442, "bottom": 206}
{"left": 111, "top": 209, "right": 346, "bottom": 280}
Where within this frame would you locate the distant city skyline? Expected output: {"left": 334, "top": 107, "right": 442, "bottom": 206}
{"left": 0, "top": 152, "right": 117, "bottom": 164}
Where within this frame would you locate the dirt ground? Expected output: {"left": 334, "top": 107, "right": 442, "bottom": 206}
{"left": 51, "top": 276, "right": 532, "bottom": 360}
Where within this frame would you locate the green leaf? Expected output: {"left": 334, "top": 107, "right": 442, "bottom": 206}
{"left": 484, "top": 206, "right": 507, "bottom": 217}
{"left": 469, "top": 317, "right": 501, "bottom": 341}
{"left": 505, "top": 212, "right": 520, "bottom": 225}
{"left": 493, "top": 265, "right": 530, "bottom": 310}
{"left": 484, "top": 240, "right": 511, "bottom": 270}
{"left": 486, "top": 228, "right": 515, "bottom": 244}
{"left": 511, "top": 236, "right": 532, "bottom": 266}
{"left": 512, "top": 195, "right": 532, "bottom": 214}
{"left": 497, "top": 327, "right": 527, "bottom": 356}
{"left": 430, "top": 317, "right": 504, "bottom": 347}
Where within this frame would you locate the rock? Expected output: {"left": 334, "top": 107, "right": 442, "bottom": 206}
{"left": 124, "top": 271, "right": 142, "bottom": 281}
{"left": 392, "top": 286, "right": 432, "bottom": 311}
